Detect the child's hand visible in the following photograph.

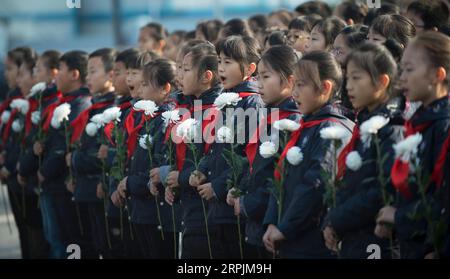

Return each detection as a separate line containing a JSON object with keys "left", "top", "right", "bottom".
{"left": 97, "top": 144, "right": 108, "bottom": 160}
{"left": 166, "top": 171, "right": 179, "bottom": 188}
{"left": 376, "top": 205, "right": 396, "bottom": 225}
{"left": 111, "top": 190, "right": 124, "bottom": 207}
{"left": 0, "top": 151, "right": 6, "bottom": 165}
{"left": 197, "top": 183, "right": 214, "bottom": 200}
{"left": 263, "top": 224, "right": 277, "bottom": 253}
{"left": 189, "top": 170, "right": 206, "bottom": 187}
{"left": 65, "top": 152, "right": 72, "bottom": 167}
{"left": 165, "top": 187, "right": 175, "bottom": 205}
{"left": 149, "top": 168, "right": 161, "bottom": 184}
{"left": 33, "top": 142, "right": 44, "bottom": 156}
{"left": 323, "top": 226, "right": 338, "bottom": 252}
{"left": 96, "top": 183, "right": 105, "bottom": 199}
{"left": 374, "top": 223, "right": 392, "bottom": 239}
{"left": 226, "top": 189, "right": 236, "bottom": 206}
{"left": 117, "top": 177, "right": 128, "bottom": 199}
{"left": 66, "top": 179, "right": 76, "bottom": 194}
{"left": 149, "top": 181, "right": 159, "bottom": 196}
{"left": 0, "top": 167, "right": 10, "bottom": 180}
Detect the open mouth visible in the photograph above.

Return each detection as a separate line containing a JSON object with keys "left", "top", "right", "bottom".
{"left": 128, "top": 85, "right": 135, "bottom": 91}
{"left": 220, "top": 76, "right": 227, "bottom": 83}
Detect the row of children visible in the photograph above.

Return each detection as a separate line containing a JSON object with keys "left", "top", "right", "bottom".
{"left": 0, "top": 0, "right": 449, "bottom": 259}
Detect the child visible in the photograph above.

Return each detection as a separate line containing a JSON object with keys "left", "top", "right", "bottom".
{"left": 138, "top": 22, "right": 167, "bottom": 56}
{"left": 217, "top": 18, "right": 253, "bottom": 41}
{"left": 287, "top": 17, "right": 312, "bottom": 55}
{"left": 188, "top": 35, "right": 263, "bottom": 258}
{"left": 67, "top": 48, "right": 117, "bottom": 258}
{"left": 18, "top": 50, "right": 61, "bottom": 259}
{"left": 367, "top": 14, "right": 415, "bottom": 48}
{"left": 164, "top": 30, "right": 187, "bottom": 61}
{"left": 305, "top": 17, "right": 346, "bottom": 53}
{"left": 323, "top": 43, "right": 404, "bottom": 259}
{"left": 267, "top": 9, "right": 293, "bottom": 30}
{"left": 262, "top": 51, "right": 354, "bottom": 258}
{"left": 195, "top": 20, "right": 223, "bottom": 44}
{"left": 226, "top": 45, "right": 301, "bottom": 259}
{"left": 248, "top": 14, "right": 268, "bottom": 48}
{"left": 117, "top": 58, "right": 177, "bottom": 258}
{"left": 406, "top": 0, "right": 449, "bottom": 33}
{"left": 375, "top": 32, "right": 450, "bottom": 259}
{"left": 35, "top": 50, "right": 92, "bottom": 258}
{"left": 164, "top": 42, "right": 223, "bottom": 259}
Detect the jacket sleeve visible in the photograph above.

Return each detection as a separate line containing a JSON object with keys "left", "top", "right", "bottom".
{"left": 40, "top": 128, "right": 67, "bottom": 180}
{"left": 126, "top": 173, "right": 151, "bottom": 198}
{"left": 241, "top": 180, "right": 271, "bottom": 220}
{"left": 72, "top": 147, "right": 102, "bottom": 175}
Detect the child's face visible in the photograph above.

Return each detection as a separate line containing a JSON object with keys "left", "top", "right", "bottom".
{"left": 257, "top": 60, "right": 290, "bottom": 106}
{"left": 140, "top": 73, "right": 166, "bottom": 104}
{"left": 164, "top": 34, "right": 180, "bottom": 61}
{"left": 367, "top": 28, "right": 386, "bottom": 44}
{"left": 112, "top": 61, "right": 129, "bottom": 96}
{"left": 175, "top": 50, "right": 185, "bottom": 91}
{"left": 126, "top": 68, "right": 143, "bottom": 98}
{"left": 17, "top": 64, "right": 35, "bottom": 96}
{"left": 218, "top": 53, "right": 245, "bottom": 90}
{"left": 399, "top": 44, "right": 436, "bottom": 105}
{"left": 181, "top": 54, "right": 203, "bottom": 96}
{"left": 346, "top": 60, "right": 385, "bottom": 111}
{"left": 305, "top": 26, "right": 327, "bottom": 53}
{"left": 34, "top": 58, "right": 53, "bottom": 84}
{"left": 292, "top": 73, "right": 323, "bottom": 115}
{"left": 56, "top": 61, "right": 73, "bottom": 94}
{"left": 405, "top": 10, "right": 424, "bottom": 34}
{"left": 86, "top": 57, "right": 113, "bottom": 94}
{"left": 138, "top": 27, "right": 158, "bottom": 52}
{"left": 4, "top": 57, "right": 19, "bottom": 89}
{"left": 332, "top": 33, "right": 350, "bottom": 66}
{"left": 287, "top": 29, "right": 310, "bottom": 54}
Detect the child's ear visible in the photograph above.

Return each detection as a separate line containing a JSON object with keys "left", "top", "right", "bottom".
{"left": 435, "top": 66, "right": 447, "bottom": 83}
{"left": 70, "top": 69, "right": 80, "bottom": 82}
{"left": 286, "top": 74, "right": 295, "bottom": 89}
{"left": 346, "top": 18, "right": 354, "bottom": 26}
{"left": 203, "top": 70, "right": 213, "bottom": 84}
{"left": 377, "top": 74, "right": 390, "bottom": 91}
{"left": 50, "top": 68, "right": 58, "bottom": 79}
{"left": 156, "top": 40, "right": 166, "bottom": 53}
{"left": 163, "top": 82, "right": 171, "bottom": 95}
{"left": 246, "top": 63, "right": 257, "bottom": 78}
{"left": 107, "top": 70, "right": 115, "bottom": 81}
{"left": 321, "top": 80, "right": 333, "bottom": 96}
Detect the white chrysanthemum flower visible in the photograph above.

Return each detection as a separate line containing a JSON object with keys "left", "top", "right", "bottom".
{"left": 216, "top": 126, "right": 233, "bottom": 143}
{"left": 102, "top": 107, "right": 121, "bottom": 124}
{"left": 31, "top": 111, "right": 41, "bottom": 125}
{"left": 91, "top": 113, "right": 106, "bottom": 127}
{"left": 133, "top": 100, "right": 159, "bottom": 117}
{"left": 139, "top": 134, "right": 153, "bottom": 150}
{"left": 259, "top": 141, "right": 277, "bottom": 158}
{"left": 360, "top": 115, "right": 389, "bottom": 145}
{"left": 320, "top": 125, "right": 349, "bottom": 140}
{"left": 12, "top": 119, "right": 23, "bottom": 132}
{"left": 51, "top": 103, "right": 71, "bottom": 129}
{"left": 286, "top": 146, "right": 303, "bottom": 166}
{"left": 346, "top": 151, "right": 362, "bottom": 171}
{"left": 29, "top": 82, "right": 47, "bottom": 97}
{"left": 393, "top": 133, "right": 423, "bottom": 162}
{"left": 273, "top": 119, "right": 300, "bottom": 132}
{"left": 10, "top": 99, "right": 30, "bottom": 115}
{"left": 85, "top": 122, "right": 99, "bottom": 137}
{"left": 176, "top": 118, "right": 198, "bottom": 142}
{"left": 1, "top": 111, "right": 11, "bottom": 124}
{"left": 162, "top": 109, "right": 180, "bottom": 129}
{"left": 214, "top": 93, "right": 242, "bottom": 110}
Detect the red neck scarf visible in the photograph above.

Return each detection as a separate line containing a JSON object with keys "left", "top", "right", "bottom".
{"left": 336, "top": 125, "right": 360, "bottom": 180}
{"left": 0, "top": 95, "right": 22, "bottom": 121}
{"left": 103, "top": 101, "right": 132, "bottom": 146}
{"left": 124, "top": 109, "right": 161, "bottom": 159}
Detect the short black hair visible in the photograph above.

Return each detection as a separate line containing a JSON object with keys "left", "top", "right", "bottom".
{"left": 264, "top": 30, "right": 288, "bottom": 47}
{"left": 186, "top": 42, "right": 220, "bottom": 85}
{"left": 40, "top": 50, "right": 61, "bottom": 70}
{"left": 59, "top": 50, "right": 89, "bottom": 83}
{"left": 89, "top": 48, "right": 117, "bottom": 72}
{"left": 143, "top": 58, "right": 176, "bottom": 88}
{"left": 370, "top": 14, "right": 416, "bottom": 47}
{"left": 339, "top": 0, "right": 369, "bottom": 24}
{"left": 115, "top": 48, "right": 140, "bottom": 67}
{"left": 216, "top": 35, "right": 261, "bottom": 75}
{"left": 288, "top": 17, "right": 313, "bottom": 32}
{"left": 7, "top": 46, "right": 35, "bottom": 68}
{"left": 312, "top": 17, "right": 347, "bottom": 50}
{"left": 248, "top": 14, "right": 268, "bottom": 33}
{"left": 196, "top": 19, "right": 223, "bottom": 43}
{"left": 364, "top": 3, "right": 400, "bottom": 26}
{"left": 407, "top": 0, "right": 449, "bottom": 31}
{"left": 124, "top": 50, "right": 158, "bottom": 70}
{"left": 221, "top": 18, "right": 253, "bottom": 38}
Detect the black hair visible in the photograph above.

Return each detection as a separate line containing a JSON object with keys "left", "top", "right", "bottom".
{"left": 260, "top": 45, "right": 298, "bottom": 83}
{"left": 339, "top": 0, "right": 369, "bottom": 24}
{"left": 115, "top": 48, "right": 141, "bottom": 68}
{"left": 143, "top": 58, "right": 176, "bottom": 88}
{"left": 220, "top": 18, "right": 253, "bottom": 38}
{"left": 7, "top": 47, "right": 35, "bottom": 68}
{"left": 268, "top": 9, "right": 293, "bottom": 28}
{"left": 127, "top": 50, "right": 158, "bottom": 70}
{"left": 248, "top": 14, "right": 268, "bottom": 34}
{"left": 40, "top": 50, "right": 61, "bottom": 70}
{"left": 312, "top": 17, "right": 347, "bottom": 50}
{"left": 186, "top": 42, "right": 220, "bottom": 85}
{"left": 141, "top": 22, "right": 168, "bottom": 41}
{"left": 370, "top": 14, "right": 416, "bottom": 47}
{"left": 364, "top": 3, "right": 400, "bottom": 26}
{"left": 185, "top": 30, "right": 196, "bottom": 40}
{"left": 300, "top": 14, "right": 323, "bottom": 28}
{"left": 295, "top": 1, "right": 332, "bottom": 18}
{"left": 383, "top": 38, "right": 404, "bottom": 62}
{"left": 339, "top": 24, "right": 369, "bottom": 49}
{"left": 407, "top": 0, "right": 449, "bottom": 31}
{"left": 264, "top": 30, "right": 288, "bottom": 47}
{"left": 196, "top": 20, "right": 223, "bottom": 43}
{"left": 59, "top": 50, "right": 89, "bottom": 83}
{"left": 89, "top": 48, "right": 117, "bottom": 72}
{"left": 19, "top": 47, "right": 38, "bottom": 72}
{"left": 288, "top": 17, "right": 312, "bottom": 32}
{"left": 216, "top": 35, "right": 261, "bottom": 75}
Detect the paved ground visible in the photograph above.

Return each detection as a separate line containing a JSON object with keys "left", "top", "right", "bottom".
{"left": 0, "top": 183, "right": 21, "bottom": 259}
